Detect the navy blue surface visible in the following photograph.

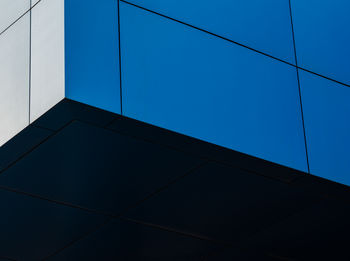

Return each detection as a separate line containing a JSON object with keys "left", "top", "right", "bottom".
{"left": 0, "top": 125, "right": 52, "bottom": 172}
{"left": 65, "top": 0, "right": 121, "bottom": 113}
{"left": 0, "top": 189, "right": 105, "bottom": 260}
{"left": 0, "top": 99, "right": 349, "bottom": 260}
{"left": 300, "top": 71, "right": 350, "bottom": 186}
{"left": 291, "top": 0, "right": 350, "bottom": 85}
{"left": 123, "top": 162, "right": 320, "bottom": 243}
{"left": 48, "top": 218, "right": 277, "bottom": 261}
{"left": 0, "top": 121, "right": 203, "bottom": 215}
{"left": 244, "top": 199, "right": 350, "bottom": 260}
{"left": 125, "top": 0, "right": 295, "bottom": 64}
{"left": 120, "top": 2, "right": 308, "bottom": 172}
{"left": 47, "top": 219, "right": 221, "bottom": 261}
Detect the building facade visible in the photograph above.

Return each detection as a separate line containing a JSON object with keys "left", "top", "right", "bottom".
{"left": 0, "top": 0, "right": 64, "bottom": 145}
{"left": 1, "top": 0, "right": 350, "bottom": 186}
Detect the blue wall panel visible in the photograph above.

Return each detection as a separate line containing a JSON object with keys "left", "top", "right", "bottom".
{"left": 292, "top": 0, "right": 350, "bottom": 85}
{"left": 120, "top": 3, "right": 308, "bottom": 172}
{"left": 300, "top": 70, "right": 350, "bottom": 185}
{"left": 65, "top": 0, "right": 121, "bottom": 114}
{"left": 125, "top": 0, "right": 295, "bottom": 64}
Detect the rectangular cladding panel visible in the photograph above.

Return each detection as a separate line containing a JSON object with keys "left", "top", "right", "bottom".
{"left": 30, "top": 0, "right": 65, "bottom": 122}
{"left": 0, "top": 0, "right": 30, "bottom": 33}
{"left": 291, "top": 0, "right": 350, "bottom": 86}
{"left": 300, "top": 70, "right": 350, "bottom": 186}
{"left": 0, "top": 13, "right": 30, "bottom": 146}
{"left": 65, "top": 0, "right": 121, "bottom": 114}
{"left": 125, "top": 0, "right": 296, "bottom": 64}
{"left": 119, "top": 2, "right": 308, "bottom": 172}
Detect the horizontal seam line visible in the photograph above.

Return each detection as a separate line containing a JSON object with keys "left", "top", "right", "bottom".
{"left": 0, "top": 119, "right": 74, "bottom": 176}
{"left": 120, "top": 0, "right": 350, "bottom": 89}
{"left": 120, "top": 0, "right": 293, "bottom": 66}
{"left": 0, "top": 0, "right": 42, "bottom": 38}
{"left": 1, "top": 0, "right": 348, "bottom": 89}
{"left": 41, "top": 219, "right": 112, "bottom": 260}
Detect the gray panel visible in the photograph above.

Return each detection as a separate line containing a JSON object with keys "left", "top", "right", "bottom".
{"left": 0, "top": 14, "right": 30, "bottom": 147}
{"left": 0, "top": 0, "right": 30, "bottom": 34}
{"left": 30, "top": 0, "right": 65, "bottom": 122}
{"left": 32, "top": 0, "right": 41, "bottom": 6}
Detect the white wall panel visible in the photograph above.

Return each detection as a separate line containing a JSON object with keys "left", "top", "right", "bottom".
{"left": 30, "top": 0, "right": 65, "bottom": 122}
{"left": 0, "top": 0, "right": 30, "bottom": 33}
{"left": 0, "top": 14, "right": 30, "bottom": 146}
{"left": 31, "top": 0, "right": 41, "bottom": 7}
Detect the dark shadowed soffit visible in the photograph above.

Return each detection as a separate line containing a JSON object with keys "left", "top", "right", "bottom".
{"left": 0, "top": 98, "right": 349, "bottom": 261}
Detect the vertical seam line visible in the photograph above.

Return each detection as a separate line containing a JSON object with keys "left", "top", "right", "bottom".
{"left": 117, "top": 0, "right": 123, "bottom": 115}
{"left": 29, "top": 0, "right": 32, "bottom": 124}
{"left": 289, "top": 0, "right": 311, "bottom": 174}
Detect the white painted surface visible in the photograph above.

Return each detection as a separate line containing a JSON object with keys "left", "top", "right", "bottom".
{"left": 31, "top": 0, "right": 41, "bottom": 7}
{"left": 0, "top": 0, "right": 30, "bottom": 33}
{"left": 0, "top": 14, "right": 30, "bottom": 146}
{"left": 30, "top": 0, "right": 65, "bottom": 122}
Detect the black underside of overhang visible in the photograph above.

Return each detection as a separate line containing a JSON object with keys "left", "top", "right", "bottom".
{"left": 0, "top": 98, "right": 349, "bottom": 260}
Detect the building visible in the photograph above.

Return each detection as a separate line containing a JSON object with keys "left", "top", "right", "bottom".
{"left": 0, "top": 0, "right": 350, "bottom": 259}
